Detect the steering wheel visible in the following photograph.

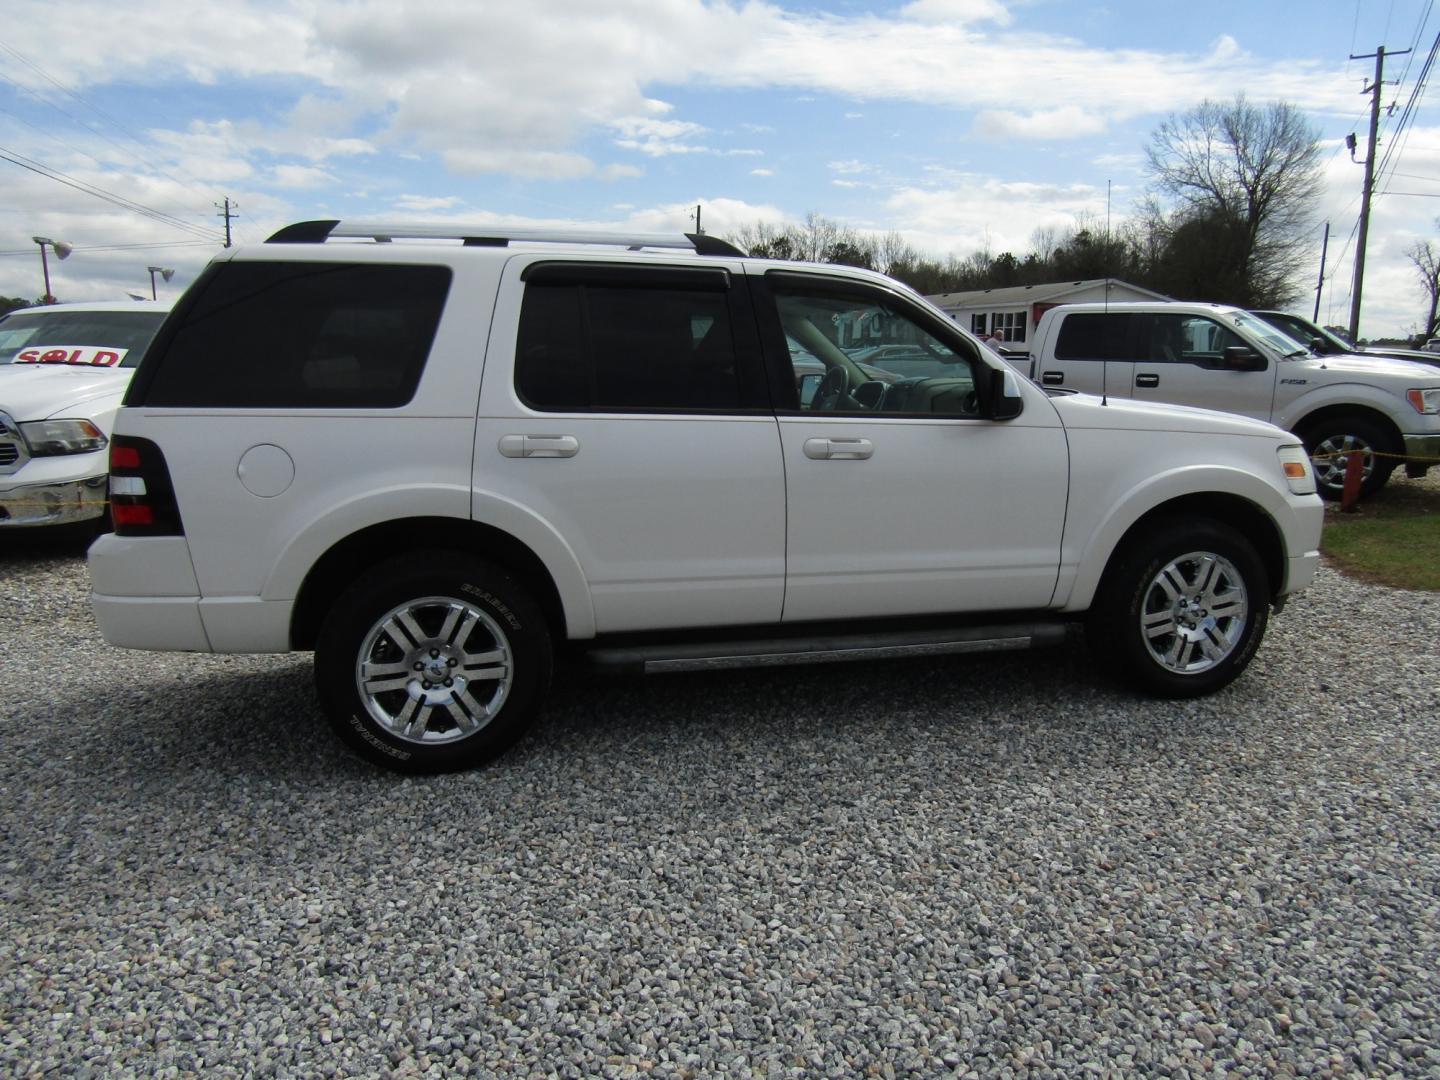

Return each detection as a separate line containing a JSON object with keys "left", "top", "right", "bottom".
{"left": 812, "top": 366, "right": 849, "bottom": 411}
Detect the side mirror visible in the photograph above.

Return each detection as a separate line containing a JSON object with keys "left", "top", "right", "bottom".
{"left": 987, "top": 366, "right": 1024, "bottom": 420}
{"left": 1222, "top": 345, "right": 1266, "bottom": 372}
{"left": 798, "top": 372, "right": 822, "bottom": 407}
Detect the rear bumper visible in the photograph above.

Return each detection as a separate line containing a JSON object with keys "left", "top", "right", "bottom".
{"left": 89, "top": 532, "right": 294, "bottom": 652}
{"left": 0, "top": 476, "right": 107, "bottom": 527}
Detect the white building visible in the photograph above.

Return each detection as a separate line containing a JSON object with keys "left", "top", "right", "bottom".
{"left": 926, "top": 278, "right": 1171, "bottom": 347}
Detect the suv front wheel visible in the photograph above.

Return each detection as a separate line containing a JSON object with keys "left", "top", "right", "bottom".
{"left": 314, "top": 553, "right": 552, "bottom": 772}
{"left": 1088, "top": 519, "right": 1270, "bottom": 697}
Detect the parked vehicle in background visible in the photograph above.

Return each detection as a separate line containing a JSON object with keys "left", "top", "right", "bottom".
{"left": 1424, "top": 338, "right": 1440, "bottom": 354}
{"left": 0, "top": 300, "right": 172, "bottom": 530}
{"left": 1250, "top": 310, "right": 1440, "bottom": 368}
{"left": 1022, "top": 302, "right": 1440, "bottom": 499}
{"left": 90, "top": 222, "right": 1321, "bottom": 773}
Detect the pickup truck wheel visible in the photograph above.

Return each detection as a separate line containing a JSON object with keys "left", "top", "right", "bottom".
{"left": 1302, "top": 417, "right": 1394, "bottom": 500}
{"left": 1089, "top": 520, "right": 1269, "bottom": 698}
{"left": 314, "top": 554, "right": 551, "bottom": 773}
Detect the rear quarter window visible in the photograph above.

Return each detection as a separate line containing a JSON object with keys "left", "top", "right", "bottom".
{"left": 133, "top": 262, "right": 450, "bottom": 407}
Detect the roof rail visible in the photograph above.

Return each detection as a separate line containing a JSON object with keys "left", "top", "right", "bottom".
{"left": 265, "top": 220, "right": 746, "bottom": 257}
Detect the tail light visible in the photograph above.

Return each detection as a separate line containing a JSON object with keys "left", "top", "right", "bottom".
{"left": 109, "top": 436, "right": 184, "bottom": 536}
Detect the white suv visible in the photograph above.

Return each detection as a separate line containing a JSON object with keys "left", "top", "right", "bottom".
{"left": 90, "top": 222, "right": 1323, "bottom": 772}
{"left": 0, "top": 300, "right": 172, "bottom": 529}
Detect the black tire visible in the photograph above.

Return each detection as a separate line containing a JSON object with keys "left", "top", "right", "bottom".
{"left": 1087, "top": 519, "right": 1270, "bottom": 698}
{"left": 314, "top": 552, "right": 551, "bottom": 773}
{"left": 1301, "top": 415, "right": 1395, "bottom": 500}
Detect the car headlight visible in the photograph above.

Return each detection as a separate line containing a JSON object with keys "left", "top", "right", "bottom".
{"left": 1406, "top": 388, "right": 1440, "bottom": 414}
{"left": 1278, "top": 444, "right": 1316, "bottom": 495}
{"left": 19, "top": 419, "right": 108, "bottom": 456}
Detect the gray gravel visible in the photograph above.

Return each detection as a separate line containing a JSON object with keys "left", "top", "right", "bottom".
{"left": 1, "top": 541, "right": 1438, "bottom": 1078}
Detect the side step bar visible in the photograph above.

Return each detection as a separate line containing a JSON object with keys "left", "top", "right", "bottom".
{"left": 584, "top": 622, "right": 1073, "bottom": 675}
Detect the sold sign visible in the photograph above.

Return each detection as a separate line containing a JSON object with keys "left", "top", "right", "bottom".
{"left": 14, "top": 345, "right": 127, "bottom": 367}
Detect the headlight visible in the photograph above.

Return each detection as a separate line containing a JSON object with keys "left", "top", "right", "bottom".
{"left": 19, "top": 419, "right": 108, "bottom": 456}
{"left": 1406, "top": 388, "right": 1440, "bottom": 414}
{"left": 1278, "top": 444, "right": 1316, "bottom": 496}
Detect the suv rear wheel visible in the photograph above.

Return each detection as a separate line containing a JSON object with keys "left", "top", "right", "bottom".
{"left": 314, "top": 553, "right": 551, "bottom": 772}
{"left": 1088, "top": 519, "right": 1269, "bottom": 697}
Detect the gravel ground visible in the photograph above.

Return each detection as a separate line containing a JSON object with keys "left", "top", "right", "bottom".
{"left": 1, "top": 543, "right": 1438, "bottom": 1078}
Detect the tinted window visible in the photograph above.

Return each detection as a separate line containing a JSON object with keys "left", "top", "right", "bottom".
{"left": 516, "top": 279, "right": 740, "bottom": 411}
{"left": 1054, "top": 313, "right": 1130, "bottom": 361}
{"left": 139, "top": 263, "right": 450, "bottom": 407}
{"left": 0, "top": 309, "right": 167, "bottom": 367}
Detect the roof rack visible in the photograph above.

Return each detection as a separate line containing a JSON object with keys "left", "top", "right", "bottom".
{"left": 265, "top": 219, "right": 746, "bottom": 257}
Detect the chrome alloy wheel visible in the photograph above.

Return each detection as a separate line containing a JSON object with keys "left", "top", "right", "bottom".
{"left": 354, "top": 596, "right": 512, "bottom": 745}
{"left": 1311, "top": 433, "right": 1374, "bottom": 492}
{"left": 1139, "top": 551, "right": 1249, "bottom": 675}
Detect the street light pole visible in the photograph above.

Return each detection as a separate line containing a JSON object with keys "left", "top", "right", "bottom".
{"left": 32, "top": 236, "right": 72, "bottom": 304}
{"left": 146, "top": 266, "right": 175, "bottom": 300}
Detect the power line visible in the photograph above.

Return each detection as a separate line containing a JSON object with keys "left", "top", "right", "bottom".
{"left": 0, "top": 144, "right": 222, "bottom": 240}
{"left": 0, "top": 240, "right": 212, "bottom": 257}
{"left": 0, "top": 42, "right": 226, "bottom": 208}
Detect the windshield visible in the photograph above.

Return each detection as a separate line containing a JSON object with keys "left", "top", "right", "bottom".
{"left": 1228, "top": 310, "right": 1310, "bottom": 356}
{"left": 0, "top": 309, "right": 168, "bottom": 367}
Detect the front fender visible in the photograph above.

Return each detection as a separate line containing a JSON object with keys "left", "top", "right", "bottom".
{"left": 1275, "top": 382, "right": 1409, "bottom": 434}
{"left": 1057, "top": 462, "right": 1308, "bottom": 612}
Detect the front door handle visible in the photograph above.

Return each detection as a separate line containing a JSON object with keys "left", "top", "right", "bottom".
{"left": 499, "top": 434, "right": 580, "bottom": 458}
{"left": 1135, "top": 373, "right": 1160, "bottom": 388}
{"left": 1041, "top": 371, "right": 1064, "bottom": 386}
{"left": 803, "top": 437, "right": 873, "bottom": 460}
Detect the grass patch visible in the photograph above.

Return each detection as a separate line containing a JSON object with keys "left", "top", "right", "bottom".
{"left": 1321, "top": 473, "right": 1440, "bottom": 591}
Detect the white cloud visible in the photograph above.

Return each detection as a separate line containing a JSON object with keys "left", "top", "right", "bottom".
{"left": 974, "top": 106, "right": 1108, "bottom": 140}
{"left": 751, "top": 168, "right": 774, "bottom": 177}
{"left": 394, "top": 195, "right": 463, "bottom": 211}
{"left": 900, "top": 0, "right": 1012, "bottom": 26}
{"left": 441, "top": 148, "right": 598, "bottom": 179}
{"left": 271, "top": 164, "right": 337, "bottom": 189}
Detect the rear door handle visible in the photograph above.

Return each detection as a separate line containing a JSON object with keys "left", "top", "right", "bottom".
{"left": 499, "top": 434, "right": 579, "bottom": 458}
{"left": 803, "top": 437, "right": 873, "bottom": 460}
{"left": 1041, "top": 371, "right": 1064, "bottom": 385}
{"left": 1135, "top": 373, "right": 1160, "bottom": 388}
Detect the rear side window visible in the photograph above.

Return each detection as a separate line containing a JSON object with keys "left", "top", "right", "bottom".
{"left": 137, "top": 262, "right": 450, "bottom": 407}
{"left": 515, "top": 268, "right": 741, "bottom": 412}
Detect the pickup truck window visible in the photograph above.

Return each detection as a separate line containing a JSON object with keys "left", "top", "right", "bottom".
{"left": 0, "top": 310, "right": 167, "bottom": 367}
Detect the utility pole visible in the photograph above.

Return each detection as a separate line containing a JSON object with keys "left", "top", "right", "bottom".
{"left": 692, "top": 203, "right": 702, "bottom": 235}
{"left": 1348, "top": 45, "right": 1409, "bottom": 340}
{"left": 1313, "top": 222, "right": 1329, "bottom": 323}
{"left": 215, "top": 197, "right": 237, "bottom": 248}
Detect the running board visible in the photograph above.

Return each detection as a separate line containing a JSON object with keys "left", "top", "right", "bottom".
{"left": 584, "top": 622, "right": 1072, "bottom": 675}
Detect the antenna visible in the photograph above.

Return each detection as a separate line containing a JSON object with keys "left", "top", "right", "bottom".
{"left": 1101, "top": 180, "right": 1111, "bottom": 406}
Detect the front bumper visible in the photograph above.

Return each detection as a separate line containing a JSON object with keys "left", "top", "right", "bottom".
{"left": 1402, "top": 433, "right": 1440, "bottom": 460}
{"left": 0, "top": 475, "right": 107, "bottom": 527}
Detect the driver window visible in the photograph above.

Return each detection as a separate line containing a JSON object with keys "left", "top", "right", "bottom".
{"left": 775, "top": 291, "right": 981, "bottom": 417}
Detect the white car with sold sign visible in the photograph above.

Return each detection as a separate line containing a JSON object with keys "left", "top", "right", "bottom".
{"left": 0, "top": 300, "right": 172, "bottom": 530}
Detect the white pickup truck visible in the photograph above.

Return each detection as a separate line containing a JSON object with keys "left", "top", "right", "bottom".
{"left": 1017, "top": 301, "right": 1440, "bottom": 499}
{"left": 0, "top": 300, "right": 172, "bottom": 529}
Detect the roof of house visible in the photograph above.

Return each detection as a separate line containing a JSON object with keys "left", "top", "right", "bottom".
{"left": 926, "top": 277, "right": 1171, "bottom": 309}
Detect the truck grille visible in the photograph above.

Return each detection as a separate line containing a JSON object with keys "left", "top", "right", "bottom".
{"left": 0, "top": 442, "right": 18, "bottom": 466}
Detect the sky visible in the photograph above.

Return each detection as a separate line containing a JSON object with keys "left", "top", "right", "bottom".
{"left": 1, "top": 0, "right": 1437, "bottom": 338}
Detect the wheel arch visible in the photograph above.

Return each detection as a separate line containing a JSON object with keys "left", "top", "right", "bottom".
{"left": 290, "top": 517, "right": 572, "bottom": 651}
{"left": 1290, "top": 402, "right": 1404, "bottom": 454}
{"left": 1080, "top": 492, "right": 1286, "bottom": 613}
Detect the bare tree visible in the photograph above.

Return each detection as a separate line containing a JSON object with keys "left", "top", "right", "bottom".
{"left": 1146, "top": 95, "right": 1322, "bottom": 306}
{"left": 1408, "top": 234, "right": 1440, "bottom": 341}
